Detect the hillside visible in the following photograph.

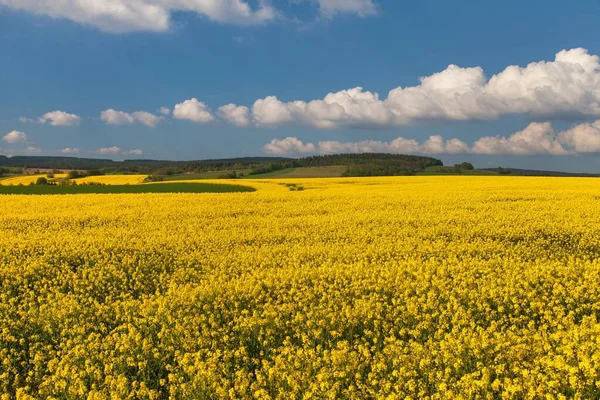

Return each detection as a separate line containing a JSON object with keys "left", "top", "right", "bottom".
{"left": 2, "top": 154, "right": 599, "bottom": 178}
{"left": 1, "top": 154, "right": 444, "bottom": 178}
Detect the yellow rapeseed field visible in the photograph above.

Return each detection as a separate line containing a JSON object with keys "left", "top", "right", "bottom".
{"left": 71, "top": 175, "right": 148, "bottom": 185}
{"left": 1, "top": 176, "right": 600, "bottom": 399}
{"left": 0, "top": 174, "right": 68, "bottom": 186}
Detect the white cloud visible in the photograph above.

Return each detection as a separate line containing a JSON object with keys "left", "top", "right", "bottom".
{"left": 317, "top": 136, "right": 468, "bottom": 155}
{"left": 100, "top": 109, "right": 162, "bottom": 127}
{"left": 249, "top": 89, "right": 394, "bottom": 128}
{"left": 263, "top": 137, "right": 316, "bottom": 155}
{"left": 26, "top": 146, "right": 42, "bottom": 154}
{"left": 123, "top": 149, "right": 143, "bottom": 156}
{"left": 263, "top": 120, "right": 600, "bottom": 156}
{"left": 2, "top": 130, "right": 28, "bottom": 143}
{"left": 0, "top": 0, "right": 277, "bottom": 33}
{"left": 223, "top": 48, "right": 600, "bottom": 129}
{"left": 20, "top": 111, "right": 81, "bottom": 126}
{"left": 252, "top": 96, "right": 296, "bottom": 126}
{"left": 131, "top": 111, "right": 163, "bottom": 127}
{"left": 101, "top": 109, "right": 135, "bottom": 125}
{"left": 218, "top": 104, "right": 251, "bottom": 127}
{"left": 173, "top": 98, "right": 215, "bottom": 124}
{"left": 318, "top": 137, "right": 421, "bottom": 154}
{"left": 158, "top": 107, "right": 171, "bottom": 116}
{"left": 423, "top": 135, "right": 470, "bottom": 155}
{"left": 60, "top": 147, "right": 80, "bottom": 154}
{"left": 558, "top": 120, "right": 600, "bottom": 153}
{"left": 40, "top": 110, "right": 81, "bottom": 126}
{"left": 471, "top": 122, "right": 570, "bottom": 156}
{"left": 98, "top": 146, "right": 121, "bottom": 155}
{"left": 313, "top": 0, "right": 377, "bottom": 18}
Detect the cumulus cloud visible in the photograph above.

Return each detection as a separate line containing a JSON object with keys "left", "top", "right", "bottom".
{"left": 61, "top": 147, "right": 80, "bottom": 154}
{"left": 132, "top": 111, "right": 163, "bottom": 127}
{"left": 558, "top": 120, "right": 600, "bottom": 153}
{"left": 20, "top": 111, "right": 81, "bottom": 126}
{"left": 98, "top": 146, "right": 121, "bottom": 155}
{"left": 2, "top": 130, "right": 28, "bottom": 143}
{"left": 100, "top": 109, "right": 162, "bottom": 127}
{"left": 158, "top": 107, "right": 171, "bottom": 116}
{"left": 0, "top": 0, "right": 277, "bottom": 33}
{"left": 472, "top": 122, "right": 570, "bottom": 156}
{"left": 263, "top": 120, "right": 600, "bottom": 156}
{"left": 173, "top": 98, "right": 215, "bottom": 124}
{"left": 316, "top": 136, "right": 469, "bottom": 155}
{"left": 223, "top": 48, "right": 600, "bottom": 129}
{"left": 40, "top": 111, "right": 81, "bottom": 126}
{"left": 263, "top": 137, "right": 316, "bottom": 155}
{"left": 218, "top": 104, "right": 251, "bottom": 127}
{"left": 318, "top": 137, "right": 421, "bottom": 154}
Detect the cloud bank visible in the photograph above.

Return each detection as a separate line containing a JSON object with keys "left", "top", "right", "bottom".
{"left": 0, "top": 0, "right": 276, "bottom": 33}
{"left": 13, "top": 48, "right": 600, "bottom": 135}
{"left": 0, "top": 0, "right": 377, "bottom": 33}
{"left": 223, "top": 48, "right": 600, "bottom": 129}
{"left": 101, "top": 109, "right": 163, "bottom": 127}
{"left": 263, "top": 120, "right": 600, "bottom": 156}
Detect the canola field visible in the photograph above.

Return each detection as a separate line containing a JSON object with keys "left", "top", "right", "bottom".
{"left": 0, "top": 174, "right": 68, "bottom": 186}
{"left": 71, "top": 175, "right": 148, "bottom": 185}
{"left": 1, "top": 176, "right": 600, "bottom": 399}
{"left": 0, "top": 174, "right": 144, "bottom": 186}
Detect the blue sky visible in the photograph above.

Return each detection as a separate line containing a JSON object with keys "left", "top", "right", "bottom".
{"left": 2, "top": 0, "right": 600, "bottom": 171}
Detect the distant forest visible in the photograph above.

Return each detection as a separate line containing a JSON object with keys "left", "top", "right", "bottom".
{"left": 1, "top": 154, "right": 598, "bottom": 178}
{"left": 0, "top": 154, "right": 443, "bottom": 177}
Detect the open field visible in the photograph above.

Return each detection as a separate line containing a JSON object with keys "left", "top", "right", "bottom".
{"left": 2, "top": 176, "right": 600, "bottom": 398}
{"left": 244, "top": 166, "right": 348, "bottom": 179}
{"left": 273, "top": 165, "right": 348, "bottom": 178}
{"left": 242, "top": 167, "right": 297, "bottom": 179}
{"left": 163, "top": 170, "right": 254, "bottom": 181}
{"left": 417, "top": 166, "right": 500, "bottom": 176}
{"left": 0, "top": 174, "right": 68, "bottom": 185}
{"left": 0, "top": 182, "right": 255, "bottom": 195}
{"left": 71, "top": 175, "right": 148, "bottom": 185}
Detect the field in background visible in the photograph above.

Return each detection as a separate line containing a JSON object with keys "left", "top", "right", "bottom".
{"left": 0, "top": 174, "right": 68, "bottom": 186}
{"left": 71, "top": 175, "right": 148, "bottom": 185}
{"left": 163, "top": 169, "right": 254, "bottom": 181}
{"left": 2, "top": 176, "right": 600, "bottom": 398}
{"left": 417, "top": 166, "right": 500, "bottom": 175}
{"left": 243, "top": 166, "right": 349, "bottom": 179}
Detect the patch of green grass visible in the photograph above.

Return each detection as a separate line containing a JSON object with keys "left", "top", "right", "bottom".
{"left": 417, "top": 166, "right": 499, "bottom": 176}
{"left": 0, "top": 182, "right": 256, "bottom": 195}
{"left": 283, "top": 166, "right": 347, "bottom": 178}
{"left": 243, "top": 168, "right": 297, "bottom": 179}
{"left": 162, "top": 170, "right": 254, "bottom": 181}
{"left": 244, "top": 166, "right": 348, "bottom": 179}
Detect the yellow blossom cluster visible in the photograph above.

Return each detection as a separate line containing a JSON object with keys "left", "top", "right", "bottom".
{"left": 0, "top": 174, "right": 68, "bottom": 186}
{"left": 1, "top": 176, "right": 600, "bottom": 399}
{"left": 71, "top": 175, "right": 148, "bottom": 185}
